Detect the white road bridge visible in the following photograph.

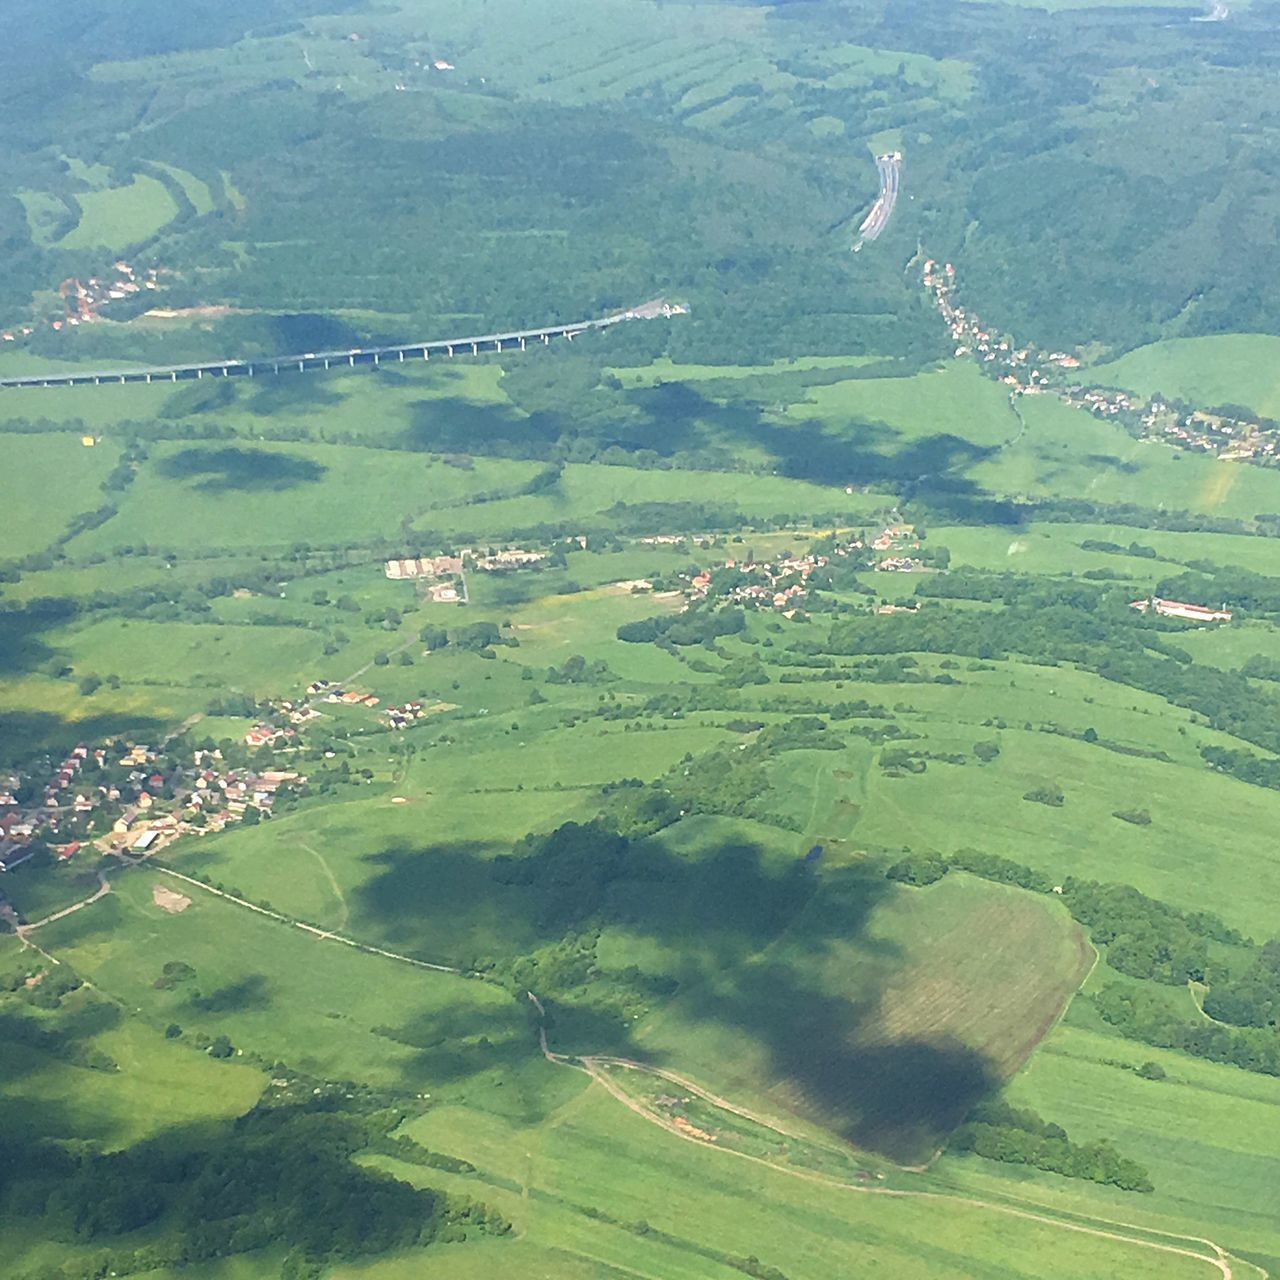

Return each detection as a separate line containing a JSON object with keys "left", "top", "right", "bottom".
{"left": 0, "top": 299, "right": 684, "bottom": 390}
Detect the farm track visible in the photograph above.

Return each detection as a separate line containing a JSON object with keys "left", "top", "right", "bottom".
{"left": 16, "top": 873, "right": 111, "bottom": 934}
{"left": 25, "top": 858, "right": 1263, "bottom": 1280}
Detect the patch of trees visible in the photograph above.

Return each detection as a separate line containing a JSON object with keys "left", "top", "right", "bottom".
{"left": 2, "top": 1100, "right": 510, "bottom": 1280}
{"left": 1156, "top": 565, "right": 1280, "bottom": 618}
{"left": 1202, "top": 744, "right": 1280, "bottom": 792}
{"left": 950, "top": 849, "right": 1054, "bottom": 893}
{"left": 1241, "top": 655, "right": 1280, "bottom": 683}
{"left": 886, "top": 853, "right": 948, "bottom": 886}
{"left": 1094, "top": 982, "right": 1280, "bottom": 1077}
{"left": 419, "top": 620, "right": 516, "bottom": 655}
{"left": 1201, "top": 940, "right": 1280, "bottom": 1029}
{"left": 1112, "top": 808, "right": 1152, "bottom": 826}
{"left": 1022, "top": 783, "right": 1064, "bottom": 807}
{"left": 951, "top": 1100, "right": 1153, "bottom": 1192}
{"left": 1080, "top": 539, "right": 1160, "bottom": 560}
{"left": 822, "top": 576, "right": 1280, "bottom": 764}
{"left": 617, "top": 603, "right": 746, "bottom": 646}
{"left": 545, "top": 654, "right": 613, "bottom": 685}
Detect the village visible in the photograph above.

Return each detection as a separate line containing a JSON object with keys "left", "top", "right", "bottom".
{"left": 663, "top": 522, "right": 935, "bottom": 612}
{"left": 0, "top": 735, "right": 306, "bottom": 888}
{"left": 921, "top": 259, "right": 1280, "bottom": 465}
{"left": 1, "top": 259, "right": 163, "bottom": 344}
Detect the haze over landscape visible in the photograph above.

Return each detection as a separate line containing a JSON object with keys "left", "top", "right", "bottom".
{"left": 1, "top": 2, "right": 1279, "bottom": 1278}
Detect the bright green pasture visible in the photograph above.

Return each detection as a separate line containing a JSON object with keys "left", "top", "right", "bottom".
{"left": 936, "top": 520, "right": 1280, "bottom": 578}
{"left": 48, "top": 617, "right": 331, "bottom": 694}
{"left": 412, "top": 462, "right": 875, "bottom": 540}
{"left": 17, "top": 189, "right": 71, "bottom": 246}
{"left": 60, "top": 174, "right": 178, "bottom": 249}
{"left": 0, "top": 673, "right": 190, "bottom": 762}
{"left": 0, "top": 995, "right": 264, "bottom": 1150}
{"left": 849, "top": 710, "right": 1280, "bottom": 939}
{"left": 395, "top": 1081, "right": 1209, "bottom": 1279}
{"left": 942, "top": 1020, "right": 1280, "bottom": 1267}
{"left": 787, "top": 360, "right": 1018, "bottom": 449}
{"left": 0, "top": 554, "right": 266, "bottom": 605}
{"left": 68, "top": 442, "right": 542, "bottom": 554}
{"left": 1, "top": 855, "right": 107, "bottom": 923}
{"left": 971, "top": 393, "right": 1280, "bottom": 519}
{"left": 0, "top": 433, "right": 121, "bottom": 558}
{"left": 37, "top": 871, "right": 525, "bottom": 1098}
{"left": 1174, "top": 619, "right": 1280, "bottom": 667}
{"left": 172, "top": 719, "right": 731, "bottom": 956}
{"left": 1093, "top": 334, "right": 1280, "bottom": 421}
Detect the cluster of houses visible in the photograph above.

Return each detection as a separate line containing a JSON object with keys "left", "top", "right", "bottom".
{"left": 384, "top": 701, "right": 430, "bottom": 729}
{"left": 1135, "top": 400, "right": 1279, "bottom": 462}
{"left": 1, "top": 260, "right": 161, "bottom": 343}
{"left": 924, "top": 258, "right": 1280, "bottom": 465}
{"left": 871, "top": 523, "right": 924, "bottom": 572}
{"left": 0, "top": 736, "right": 307, "bottom": 876}
{"left": 684, "top": 547, "right": 824, "bottom": 612}
{"left": 923, "top": 259, "right": 1072, "bottom": 393}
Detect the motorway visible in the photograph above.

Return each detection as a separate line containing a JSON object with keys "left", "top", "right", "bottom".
{"left": 855, "top": 151, "right": 902, "bottom": 247}
{"left": 0, "top": 298, "right": 685, "bottom": 390}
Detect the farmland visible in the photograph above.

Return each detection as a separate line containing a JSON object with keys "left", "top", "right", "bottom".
{"left": 3, "top": 0, "right": 1280, "bottom": 1276}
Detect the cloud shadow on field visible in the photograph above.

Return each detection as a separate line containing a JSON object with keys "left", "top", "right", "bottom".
{"left": 404, "top": 397, "right": 565, "bottom": 456}
{"left": 156, "top": 446, "right": 326, "bottom": 492}
{"left": 351, "top": 827, "right": 1002, "bottom": 1162}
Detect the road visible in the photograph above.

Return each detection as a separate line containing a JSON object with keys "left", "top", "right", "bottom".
{"left": 0, "top": 298, "right": 687, "bottom": 390}
{"left": 855, "top": 151, "right": 902, "bottom": 247}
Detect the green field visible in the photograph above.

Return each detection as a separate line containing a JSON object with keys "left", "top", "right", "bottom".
{"left": 59, "top": 174, "right": 178, "bottom": 250}
{"left": 631, "top": 871, "right": 1091, "bottom": 1163}
{"left": 4, "top": 0, "right": 1280, "bottom": 1275}
{"left": 1092, "top": 335, "right": 1280, "bottom": 421}
{"left": 0, "top": 433, "right": 121, "bottom": 558}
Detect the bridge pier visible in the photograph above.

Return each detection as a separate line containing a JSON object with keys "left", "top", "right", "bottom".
{"left": 373, "top": 353, "right": 380, "bottom": 365}
{"left": 398, "top": 350, "right": 404, "bottom": 362}
{"left": 541, "top": 333, "right": 550, "bottom": 345}
{"left": 520, "top": 337, "right": 526, "bottom": 351}
{"left": 297, "top": 361, "right": 304, "bottom": 372}
{"left": 446, "top": 345, "right": 454, "bottom": 358}
{"left": 471, "top": 342, "right": 478, "bottom": 356}
{"left": 220, "top": 366, "right": 228, "bottom": 376}
{"left": 171, "top": 371, "right": 177, "bottom": 382}
{"left": 146, "top": 374, "right": 152, "bottom": 383}
{"left": 197, "top": 369, "right": 203, "bottom": 379}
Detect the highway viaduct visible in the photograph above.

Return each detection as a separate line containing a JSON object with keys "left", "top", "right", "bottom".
{"left": 0, "top": 299, "right": 685, "bottom": 390}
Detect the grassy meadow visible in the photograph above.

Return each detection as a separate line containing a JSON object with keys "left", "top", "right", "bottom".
{"left": 4, "top": 0, "right": 1280, "bottom": 1271}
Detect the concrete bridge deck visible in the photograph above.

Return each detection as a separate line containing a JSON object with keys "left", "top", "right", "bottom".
{"left": 0, "top": 299, "right": 685, "bottom": 390}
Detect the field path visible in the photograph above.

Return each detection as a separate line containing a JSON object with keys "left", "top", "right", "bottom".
{"left": 16, "top": 873, "right": 111, "bottom": 934}
{"left": 298, "top": 841, "right": 349, "bottom": 931}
